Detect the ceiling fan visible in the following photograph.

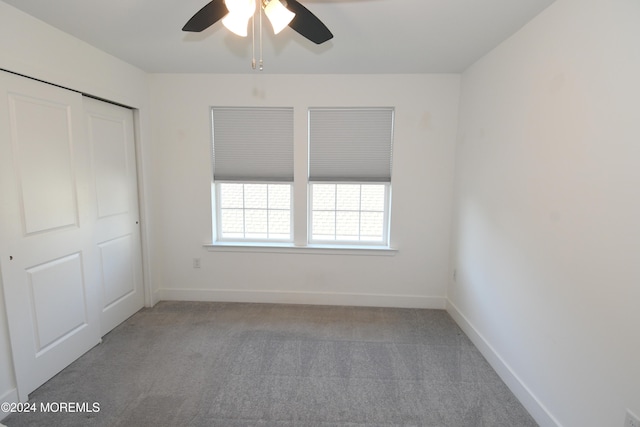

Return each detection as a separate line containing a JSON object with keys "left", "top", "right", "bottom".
{"left": 182, "top": 0, "right": 333, "bottom": 45}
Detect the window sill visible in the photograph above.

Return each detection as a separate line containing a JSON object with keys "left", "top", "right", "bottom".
{"left": 204, "top": 242, "right": 397, "bottom": 256}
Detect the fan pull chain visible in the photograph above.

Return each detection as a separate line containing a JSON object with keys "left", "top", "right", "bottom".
{"left": 251, "top": 14, "right": 256, "bottom": 70}
{"left": 259, "top": 6, "right": 264, "bottom": 71}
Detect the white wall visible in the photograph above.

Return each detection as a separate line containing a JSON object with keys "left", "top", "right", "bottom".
{"left": 449, "top": 0, "right": 640, "bottom": 426}
{"left": 0, "top": 2, "right": 148, "bottom": 108}
{"left": 0, "top": 1, "right": 153, "bottom": 415}
{"left": 149, "top": 73, "right": 460, "bottom": 308}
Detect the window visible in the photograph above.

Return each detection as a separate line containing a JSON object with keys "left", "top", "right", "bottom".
{"left": 217, "top": 183, "right": 291, "bottom": 241}
{"left": 310, "top": 183, "right": 389, "bottom": 243}
{"left": 212, "top": 107, "right": 293, "bottom": 242}
{"left": 308, "top": 108, "right": 394, "bottom": 246}
{"left": 211, "top": 106, "right": 394, "bottom": 248}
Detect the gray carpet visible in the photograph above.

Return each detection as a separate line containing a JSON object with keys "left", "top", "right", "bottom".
{"left": 3, "top": 301, "right": 538, "bottom": 426}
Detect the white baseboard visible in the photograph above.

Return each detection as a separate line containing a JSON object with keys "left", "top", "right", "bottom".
{"left": 446, "top": 299, "right": 562, "bottom": 427}
{"left": 0, "top": 387, "right": 18, "bottom": 422}
{"left": 159, "top": 288, "right": 447, "bottom": 309}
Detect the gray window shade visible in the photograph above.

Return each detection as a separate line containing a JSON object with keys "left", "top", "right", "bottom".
{"left": 212, "top": 107, "right": 294, "bottom": 181}
{"left": 308, "top": 108, "right": 394, "bottom": 182}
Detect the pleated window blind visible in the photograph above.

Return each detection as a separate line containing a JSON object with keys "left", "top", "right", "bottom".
{"left": 212, "top": 107, "right": 294, "bottom": 182}
{"left": 308, "top": 108, "right": 394, "bottom": 182}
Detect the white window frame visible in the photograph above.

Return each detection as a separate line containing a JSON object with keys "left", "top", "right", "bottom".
{"left": 308, "top": 182, "right": 391, "bottom": 246}
{"left": 214, "top": 181, "right": 294, "bottom": 244}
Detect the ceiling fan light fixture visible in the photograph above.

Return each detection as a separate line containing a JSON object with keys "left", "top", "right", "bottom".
{"left": 262, "top": 0, "right": 295, "bottom": 34}
{"left": 222, "top": 0, "right": 256, "bottom": 36}
{"left": 222, "top": 12, "right": 251, "bottom": 36}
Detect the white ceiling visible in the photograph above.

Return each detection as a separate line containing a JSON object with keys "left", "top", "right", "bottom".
{"left": 2, "top": 0, "right": 555, "bottom": 74}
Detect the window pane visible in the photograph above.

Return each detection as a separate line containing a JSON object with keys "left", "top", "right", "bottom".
{"left": 312, "top": 184, "right": 335, "bottom": 210}
{"left": 312, "top": 211, "right": 335, "bottom": 238}
{"left": 336, "top": 184, "right": 360, "bottom": 211}
{"left": 244, "top": 184, "right": 267, "bottom": 209}
{"left": 245, "top": 209, "right": 267, "bottom": 234}
{"left": 221, "top": 209, "right": 244, "bottom": 235}
{"left": 220, "top": 183, "right": 244, "bottom": 208}
{"left": 268, "top": 184, "right": 291, "bottom": 210}
{"left": 217, "top": 182, "right": 292, "bottom": 242}
{"left": 336, "top": 211, "right": 359, "bottom": 238}
{"left": 269, "top": 210, "right": 290, "bottom": 236}
{"left": 361, "top": 211, "right": 384, "bottom": 240}
{"left": 361, "top": 185, "right": 385, "bottom": 211}
{"left": 310, "top": 183, "right": 389, "bottom": 244}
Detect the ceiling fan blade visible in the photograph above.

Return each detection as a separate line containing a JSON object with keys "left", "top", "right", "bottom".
{"left": 285, "top": 0, "right": 333, "bottom": 44}
{"left": 182, "top": 0, "right": 229, "bottom": 32}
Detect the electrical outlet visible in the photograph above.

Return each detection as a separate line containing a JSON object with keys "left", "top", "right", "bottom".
{"left": 193, "top": 258, "right": 201, "bottom": 269}
{"left": 625, "top": 410, "right": 640, "bottom": 427}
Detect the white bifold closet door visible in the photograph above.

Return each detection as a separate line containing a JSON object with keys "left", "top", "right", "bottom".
{"left": 84, "top": 97, "right": 144, "bottom": 336}
{"left": 0, "top": 71, "right": 143, "bottom": 401}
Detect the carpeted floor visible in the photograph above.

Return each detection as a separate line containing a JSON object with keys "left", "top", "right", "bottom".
{"left": 2, "top": 301, "right": 538, "bottom": 426}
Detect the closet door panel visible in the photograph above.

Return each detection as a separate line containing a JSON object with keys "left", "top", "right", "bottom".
{"left": 10, "top": 94, "right": 78, "bottom": 234}
{"left": 0, "top": 71, "right": 101, "bottom": 400}
{"left": 85, "top": 97, "right": 144, "bottom": 335}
